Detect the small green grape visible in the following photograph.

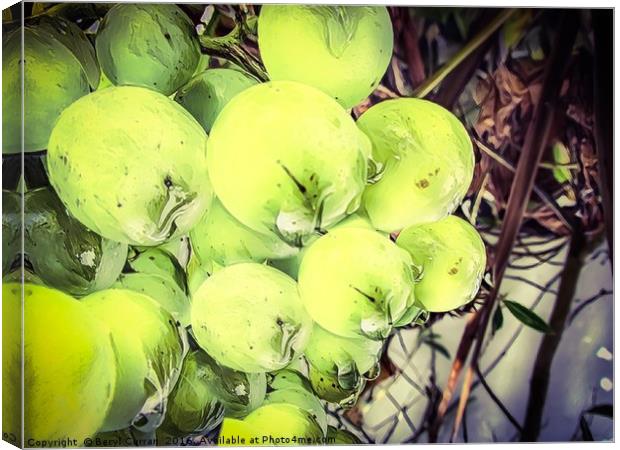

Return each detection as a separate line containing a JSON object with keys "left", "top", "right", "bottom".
{"left": 298, "top": 227, "right": 415, "bottom": 339}
{"left": 258, "top": 5, "right": 393, "bottom": 108}
{"left": 23, "top": 186, "right": 128, "bottom": 297}
{"left": 396, "top": 215, "right": 486, "bottom": 312}
{"left": 304, "top": 324, "right": 382, "bottom": 406}
{"left": 207, "top": 81, "right": 368, "bottom": 248}
{"left": 46, "top": 86, "right": 212, "bottom": 246}
{"left": 357, "top": 98, "right": 474, "bottom": 232}
{"left": 175, "top": 68, "right": 258, "bottom": 133}
{"left": 191, "top": 263, "right": 312, "bottom": 372}
{"left": 190, "top": 198, "right": 298, "bottom": 270}
{"left": 96, "top": 4, "right": 200, "bottom": 95}
{"left": 3, "top": 283, "right": 116, "bottom": 443}
{"left": 82, "top": 289, "right": 186, "bottom": 432}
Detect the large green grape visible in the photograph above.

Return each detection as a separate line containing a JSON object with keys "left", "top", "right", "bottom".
{"left": 190, "top": 198, "right": 298, "bottom": 271}
{"left": 258, "top": 5, "right": 393, "bottom": 109}
{"left": 191, "top": 263, "right": 312, "bottom": 372}
{"left": 357, "top": 98, "right": 474, "bottom": 232}
{"left": 82, "top": 289, "right": 186, "bottom": 432}
{"left": 298, "top": 227, "right": 415, "bottom": 339}
{"left": 3, "top": 19, "right": 94, "bottom": 153}
{"left": 304, "top": 324, "right": 382, "bottom": 406}
{"left": 175, "top": 69, "right": 258, "bottom": 133}
{"left": 46, "top": 86, "right": 212, "bottom": 246}
{"left": 396, "top": 215, "right": 486, "bottom": 312}
{"left": 96, "top": 4, "right": 200, "bottom": 95}
{"left": 3, "top": 283, "right": 116, "bottom": 444}
{"left": 23, "top": 186, "right": 128, "bottom": 297}
{"left": 265, "top": 370, "right": 327, "bottom": 435}
{"left": 207, "top": 81, "right": 368, "bottom": 248}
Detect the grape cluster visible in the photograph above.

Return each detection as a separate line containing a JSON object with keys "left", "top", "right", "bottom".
{"left": 2, "top": 4, "right": 486, "bottom": 446}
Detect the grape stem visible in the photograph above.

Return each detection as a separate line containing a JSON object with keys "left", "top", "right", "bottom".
{"left": 199, "top": 24, "right": 268, "bottom": 82}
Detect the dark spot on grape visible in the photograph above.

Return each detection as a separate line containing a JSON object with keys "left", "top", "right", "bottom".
{"left": 320, "top": 377, "right": 324, "bottom": 382}
{"left": 149, "top": 256, "right": 155, "bottom": 260}
{"left": 331, "top": 383, "right": 336, "bottom": 388}
{"left": 164, "top": 176, "right": 173, "bottom": 188}
{"left": 416, "top": 179, "right": 430, "bottom": 189}
{"left": 449, "top": 267, "right": 458, "bottom": 275}
{"left": 117, "top": 202, "right": 122, "bottom": 208}
{"left": 249, "top": 345, "right": 254, "bottom": 350}
{"left": 164, "top": 32, "right": 171, "bottom": 40}
{"left": 276, "top": 317, "right": 284, "bottom": 326}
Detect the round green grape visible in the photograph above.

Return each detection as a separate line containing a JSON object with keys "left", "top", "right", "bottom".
{"left": 357, "top": 98, "right": 474, "bottom": 232}
{"left": 244, "top": 403, "right": 324, "bottom": 444}
{"left": 23, "top": 186, "right": 128, "bottom": 297}
{"left": 258, "top": 5, "right": 393, "bottom": 109}
{"left": 3, "top": 25, "right": 90, "bottom": 153}
{"left": 46, "top": 86, "right": 212, "bottom": 246}
{"left": 96, "top": 4, "right": 200, "bottom": 95}
{"left": 191, "top": 263, "right": 312, "bottom": 372}
{"left": 396, "top": 215, "right": 486, "bottom": 312}
{"left": 175, "top": 68, "right": 258, "bottom": 133}
{"left": 126, "top": 247, "right": 187, "bottom": 293}
{"left": 207, "top": 81, "right": 368, "bottom": 247}
{"left": 82, "top": 289, "right": 186, "bottom": 432}
{"left": 298, "top": 227, "right": 415, "bottom": 339}
{"left": 265, "top": 370, "right": 327, "bottom": 435}
{"left": 191, "top": 198, "right": 298, "bottom": 270}
{"left": 3, "top": 283, "right": 116, "bottom": 443}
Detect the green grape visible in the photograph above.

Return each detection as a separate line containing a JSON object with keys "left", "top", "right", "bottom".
{"left": 218, "top": 418, "right": 260, "bottom": 446}
{"left": 3, "top": 21, "right": 93, "bottom": 153}
{"left": 258, "top": 5, "right": 393, "bottom": 109}
{"left": 82, "top": 289, "right": 186, "bottom": 432}
{"left": 326, "top": 426, "right": 361, "bottom": 444}
{"left": 265, "top": 370, "right": 327, "bottom": 435}
{"left": 269, "top": 212, "right": 375, "bottom": 280}
{"left": 357, "top": 98, "right": 475, "bottom": 232}
{"left": 175, "top": 68, "right": 258, "bottom": 133}
{"left": 23, "top": 186, "right": 128, "bottom": 297}
{"left": 157, "top": 347, "right": 265, "bottom": 439}
{"left": 304, "top": 324, "right": 381, "bottom": 406}
{"left": 190, "top": 198, "right": 298, "bottom": 270}
{"left": 396, "top": 215, "right": 486, "bottom": 312}
{"left": 207, "top": 81, "right": 368, "bottom": 248}
{"left": 243, "top": 403, "right": 324, "bottom": 444}
{"left": 298, "top": 227, "right": 415, "bottom": 339}
{"left": 191, "top": 263, "right": 312, "bottom": 372}
{"left": 46, "top": 86, "right": 212, "bottom": 246}
{"left": 3, "top": 283, "right": 116, "bottom": 443}
{"left": 126, "top": 247, "right": 187, "bottom": 293}
{"left": 2, "top": 190, "right": 20, "bottom": 275}
{"left": 96, "top": 4, "right": 200, "bottom": 95}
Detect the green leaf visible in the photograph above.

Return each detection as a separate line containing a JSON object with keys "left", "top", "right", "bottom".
{"left": 424, "top": 341, "right": 451, "bottom": 359}
{"left": 492, "top": 305, "right": 504, "bottom": 336}
{"left": 585, "top": 404, "right": 613, "bottom": 418}
{"left": 551, "top": 140, "right": 573, "bottom": 184}
{"left": 503, "top": 300, "right": 553, "bottom": 334}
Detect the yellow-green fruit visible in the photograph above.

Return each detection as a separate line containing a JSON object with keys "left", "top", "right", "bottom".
{"left": 190, "top": 198, "right": 298, "bottom": 270}
{"left": 396, "top": 215, "right": 486, "bottom": 312}
{"left": 207, "top": 81, "right": 368, "bottom": 248}
{"left": 82, "top": 289, "right": 185, "bottom": 432}
{"left": 265, "top": 370, "right": 327, "bottom": 435}
{"left": 357, "top": 98, "right": 474, "bottom": 232}
{"left": 305, "top": 324, "right": 381, "bottom": 406}
{"left": 298, "top": 227, "right": 415, "bottom": 339}
{"left": 327, "top": 426, "right": 361, "bottom": 444}
{"left": 47, "top": 86, "right": 212, "bottom": 246}
{"left": 244, "top": 403, "right": 324, "bottom": 445}
{"left": 258, "top": 5, "right": 393, "bottom": 109}
{"left": 175, "top": 68, "right": 258, "bottom": 133}
{"left": 96, "top": 4, "right": 200, "bottom": 95}
{"left": 191, "top": 263, "right": 312, "bottom": 372}
{"left": 3, "top": 283, "right": 116, "bottom": 444}
{"left": 3, "top": 24, "right": 90, "bottom": 153}
{"left": 218, "top": 418, "right": 261, "bottom": 446}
